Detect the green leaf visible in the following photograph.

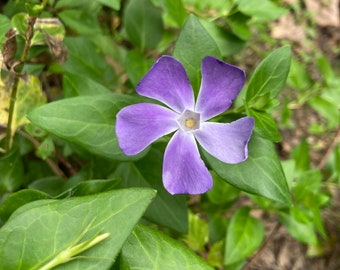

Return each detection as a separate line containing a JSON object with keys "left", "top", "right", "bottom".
{"left": 158, "top": 0, "right": 187, "bottom": 27}
{"left": 63, "top": 37, "right": 115, "bottom": 86}
{"left": 226, "top": 12, "right": 251, "bottom": 40}
{"left": 287, "top": 57, "right": 312, "bottom": 90}
{"left": 63, "top": 72, "right": 111, "bottom": 97}
{"left": 36, "top": 136, "right": 55, "bottom": 160}
{"left": 224, "top": 207, "right": 264, "bottom": 265}
{"left": 173, "top": 15, "right": 221, "bottom": 93}
{"left": 200, "top": 19, "right": 246, "bottom": 57}
{"left": 125, "top": 50, "right": 153, "bottom": 87}
{"left": 120, "top": 224, "right": 213, "bottom": 270}
{"left": 203, "top": 134, "right": 291, "bottom": 204}
{"left": 280, "top": 207, "right": 317, "bottom": 245}
{"left": 0, "top": 147, "right": 24, "bottom": 193}
{"left": 247, "top": 109, "right": 282, "bottom": 142}
{"left": 95, "top": 0, "right": 120, "bottom": 10}
{"left": 291, "top": 139, "right": 310, "bottom": 173}
{"left": 27, "top": 94, "right": 144, "bottom": 160}
{"left": 235, "top": 0, "right": 287, "bottom": 21}
{"left": 183, "top": 212, "right": 209, "bottom": 252}
{"left": 123, "top": 0, "right": 163, "bottom": 50}
{"left": 0, "top": 14, "right": 11, "bottom": 50}
{"left": 10, "top": 12, "right": 28, "bottom": 35}
{"left": 246, "top": 46, "right": 291, "bottom": 103}
{"left": 206, "top": 171, "right": 240, "bottom": 205}
{"left": 0, "top": 189, "right": 50, "bottom": 222}
{"left": 0, "top": 188, "right": 156, "bottom": 270}
{"left": 58, "top": 8, "right": 102, "bottom": 36}
{"left": 113, "top": 148, "right": 188, "bottom": 233}
{"left": 309, "top": 96, "right": 340, "bottom": 128}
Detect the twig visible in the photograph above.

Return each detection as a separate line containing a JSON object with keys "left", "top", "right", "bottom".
{"left": 4, "top": 16, "right": 37, "bottom": 151}
{"left": 243, "top": 222, "right": 282, "bottom": 270}
{"left": 317, "top": 128, "right": 340, "bottom": 170}
{"left": 17, "top": 129, "right": 66, "bottom": 179}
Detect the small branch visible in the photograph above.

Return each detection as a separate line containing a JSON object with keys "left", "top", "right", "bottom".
{"left": 4, "top": 16, "right": 37, "bottom": 152}
{"left": 317, "top": 128, "right": 340, "bottom": 170}
{"left": 17, "top": 130, "right": 66, "bottom": 179}
{"left": 243, "top": 222, "right": 282, "bottom": 270}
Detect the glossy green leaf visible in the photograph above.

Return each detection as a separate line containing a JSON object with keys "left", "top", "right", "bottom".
{"left": 247, "top": 109, "right": 282, "bottom": 142}
{"left": 246, "top": 46, "right": 291, "bottom": 103}
{"left": 203, "top": 134, "right": 291, "bottom": 204}
{"left": 63, "top": 72, "right": 111, "bottom": 97}
{"left": 113, "top": 148, "right": 188, "bottom": 233}
{"left": 0, "top": 147, "right": 24, "bottom": 193}
{"left": 0, "top": 188, "right": 156, "bottom": 270}
{"left": 120, "top": 224, "right": 213, "bottom": 270}
{"left": 123, "top": 0, "right": 163, "bottom": 50}
{"left": 27, "top": 94, "right": 144, "bottom": 161}
{"left": 173, "top": 14, "right": 220, "bottom": 93}
{"left": 224, "top": 207, "right": 264, "bottom": 265}
{"left": 235, "top": 0, "right": 287, "bottom": 21}
{"left": 0, "top": 189, "right": 50, "bottom": 222}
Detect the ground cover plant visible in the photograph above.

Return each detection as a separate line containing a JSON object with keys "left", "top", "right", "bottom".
{"left": 0, "top": 0, "right": 339, "bottom": 269}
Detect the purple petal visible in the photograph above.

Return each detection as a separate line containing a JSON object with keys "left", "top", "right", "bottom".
{"left": 194, "top": 117, "right": 254, "bottom": 164}
{"left": 195, "top": 56, "right": 246, "bottom": 121}
{"left": 163, "top": 131, "right": 212, "bottom": 194}
{"left": 116, "top": 103, "right": 179, "bottom": 155}
{"left": 136, "top": 56, "right": 195, "bottom": 113}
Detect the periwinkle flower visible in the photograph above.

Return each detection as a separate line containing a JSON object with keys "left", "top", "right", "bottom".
{"left": 116, "top": 56, "right": 254, "bottom": 194}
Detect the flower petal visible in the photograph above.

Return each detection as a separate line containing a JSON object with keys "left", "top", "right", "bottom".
{"left": 195, "top": 56, "right": 246, "bottom": 121}
{"left": 163, "top": 131, "right": 212, "bottom": 194}
{"left": 136, "top": 56, "right": 195, "bottom": 113}
{"left": 116, "top": 103, "right": 179, "bottom": 155}
{"left": 194, "top": 117, "right": 254, "bottom": 164}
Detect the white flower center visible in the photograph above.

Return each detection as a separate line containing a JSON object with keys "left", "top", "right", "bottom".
{"left": 177, "top": 110, "right": 200, "bottom": 131}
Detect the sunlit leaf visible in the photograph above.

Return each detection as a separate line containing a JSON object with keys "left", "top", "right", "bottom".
{"left": 0, "top": 188, "right": 156, "bottom": 269}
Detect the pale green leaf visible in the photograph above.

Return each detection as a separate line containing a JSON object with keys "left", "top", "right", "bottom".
{"left": 224, "top": 207, "right": 264, "bottom": 265}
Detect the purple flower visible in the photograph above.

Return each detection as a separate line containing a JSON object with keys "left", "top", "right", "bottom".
{"left": 116, "top": 56, "right": 254, "bottom": 195}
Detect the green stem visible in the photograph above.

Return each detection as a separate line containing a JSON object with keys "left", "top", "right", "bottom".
{"left": 4, "top": 16, "right": 37, "bottom": 152}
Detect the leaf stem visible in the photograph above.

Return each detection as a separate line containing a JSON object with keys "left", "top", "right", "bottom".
{"left": 4, "top": 16, "right": 37, "bottom": 152}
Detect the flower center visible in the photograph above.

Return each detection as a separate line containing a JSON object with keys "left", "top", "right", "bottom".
{"left": 185, "top": 118, "right": 196, "bottom": 129}
{"left": 177, "top": 109, "right": 200, "bottom": 131}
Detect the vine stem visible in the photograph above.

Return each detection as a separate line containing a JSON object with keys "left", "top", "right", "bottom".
{"left": 4, "top": 16, "right": 37, "bottom": 152}
{"left": 243, "top": 222, "right": 282, "bottom": 270}
{"left": 317, "top": 128, "right": 340, "bottom": 170}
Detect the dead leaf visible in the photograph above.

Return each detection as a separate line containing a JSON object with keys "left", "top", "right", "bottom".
{"left": 305, "top": 0, "right": 340, "bottom": 27}
{"left": 271, "top": 13, "right": 306, "bottom": 43}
